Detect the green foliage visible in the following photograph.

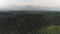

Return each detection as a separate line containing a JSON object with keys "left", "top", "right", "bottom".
{"left": 0, "top": 13, "right": 60, "bottom": 34}
{"left": 37, "top": 25, "right": 60, "bottom": 34}
{"left": 6, "top": 14, "right": 60, "bottom": 34}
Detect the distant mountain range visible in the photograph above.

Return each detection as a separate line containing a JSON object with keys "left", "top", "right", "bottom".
{"left": 0, "top": 5, "right": 42, "bottom": 10}
{"left": 0, "top": 5, "right": 60, "bottom": 11}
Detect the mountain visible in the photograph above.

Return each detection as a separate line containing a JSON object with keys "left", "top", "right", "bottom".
{"left": 0, "top": 5, "right": 48, "bottom": 11}
{"left": 0, "top": 5, "right": 60, "bottom": 11}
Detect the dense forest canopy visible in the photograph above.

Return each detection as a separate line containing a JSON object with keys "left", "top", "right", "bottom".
{"left": 0, "top": 11, "right": 60, "bottom": 34}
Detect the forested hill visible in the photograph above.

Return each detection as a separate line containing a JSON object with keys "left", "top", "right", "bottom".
{"left": 0, "top": 10, "right": 60, "bottom": 34}
{"left": 0, "top": 10, "right": 60, "bottom": 16}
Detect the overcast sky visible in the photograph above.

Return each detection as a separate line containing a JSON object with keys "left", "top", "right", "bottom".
{"left": 0, "top": 0, "right": 60, "bottom": 10}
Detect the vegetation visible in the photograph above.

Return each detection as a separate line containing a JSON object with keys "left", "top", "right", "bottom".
{"left": 0, "top": 11, "right": 60, "bottom": 34}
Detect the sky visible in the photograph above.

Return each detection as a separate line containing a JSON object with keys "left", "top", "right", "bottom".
{"left": 0, "top": 0, "right": 60, "bottom": 10}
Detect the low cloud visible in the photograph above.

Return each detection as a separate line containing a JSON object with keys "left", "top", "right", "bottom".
{"left": 0, "top": 0, "right": 60, "bottom": 9}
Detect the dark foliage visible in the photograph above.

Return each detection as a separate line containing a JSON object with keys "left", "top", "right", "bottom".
{"left": 0, "top": 11, "right": 60, "bottom": 33}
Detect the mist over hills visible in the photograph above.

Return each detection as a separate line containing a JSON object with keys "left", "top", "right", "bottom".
{"left": 0, "top": 5, "right": 41, "bottom": 10}
{"left": 0, "top": 5, "right": 60, "bottom": 11}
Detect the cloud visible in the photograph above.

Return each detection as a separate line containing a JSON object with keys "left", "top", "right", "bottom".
{"left": 30, "top": 0, "right": 60, "bottom": 7}
{"left": 7, "top": 0, "right": 60, "bottom": 7}
{"left": 0, "top": 0, "right": 30, "bottom": 7}
{"left": 0, "top": 0, "right": 60, "bottom": 8}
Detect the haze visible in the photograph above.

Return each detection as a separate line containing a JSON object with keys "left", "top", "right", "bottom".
{"left": 0, "top": 0, "right": 60, "bottom": 10}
